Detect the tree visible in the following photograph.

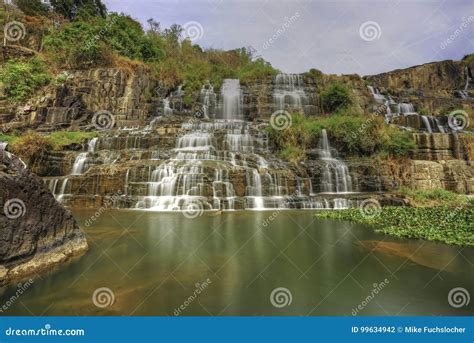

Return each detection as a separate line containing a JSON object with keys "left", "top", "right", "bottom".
{"left": 320, "top": 83, "right": 352, "bottom": 112}
{"left": 50, "top": 0, "right": 107, "bottom": 20}
{"left": 13, "top": 0, "right": 49, "bottom": 16}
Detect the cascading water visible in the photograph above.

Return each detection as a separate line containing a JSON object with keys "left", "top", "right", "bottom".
{"left": 0, "top": 142, "right": 7, "bottom": 150}
{"left": 316, "top": 129, "right": 352, "bottom": 194}
{"left": 71, "top": 153, "right": 88, "bottom": 175}
{"left": 367, "top": 86, "right": 387, "bottom": 103}
{"left": 456, "top": 66, "right": 472, "bottom": 99}
{"left": 163, "top": 98, "right": 173, "bottom": 116}
{"left": 200, "top": 83, "right": 217, "bottom": 118}
{"left": 220, "top": 79, "right": 243, "bottom": 119}
{"left": 273, "top": 73, "right": 308, "bottom": 112}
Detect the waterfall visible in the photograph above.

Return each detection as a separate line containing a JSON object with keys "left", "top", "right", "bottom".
{"left": 458, "top": 66, "right": 472, "bottom": 99}
{"left": 200, "top": 83, "right": 216, "bottom": 118}
{"left": 0, "top": 142, "right": 7, "bottom": 150}
{"left": 317, "top": 129, "right": 352, "bottom": 194}
{"left": 421, "top": 116, "right": 434, "bottom": 134}
{"left": 273, "top": 73, "right": 308, "bottom": 111}
{"left": 397, "top": 103, "right": 416, "bottom": 115}
{"left": 421, "top": 115, "right": 446, "bottom": 133}
{"left": 56, "top": 178, "right": 69, "bottom": 202}
{"left": 163, "top": 98, "right": 173, "bottom": 116}
{"left": 71, "top": 153, "right": 88, "bottom": 175}
{"left": 88, "top": 137, "right": 98, "bottom": 152}
{"left": 221, "top": 79, "right": 243, "bottom": 119}
{"left": 367, "top": 85, "right": 387, "bottom": 103}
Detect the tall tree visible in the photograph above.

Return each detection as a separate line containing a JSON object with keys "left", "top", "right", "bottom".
{"left": 50, "top": 0, "right": 107, "bottom": 20}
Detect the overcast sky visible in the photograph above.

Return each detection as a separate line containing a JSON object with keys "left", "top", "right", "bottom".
{"left": 103, "top": 0, "right": 474, "bottom": 75}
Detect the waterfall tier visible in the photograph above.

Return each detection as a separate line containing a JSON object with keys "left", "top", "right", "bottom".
{"left": 45, "top": 120, "right": 357, "bottom": 210}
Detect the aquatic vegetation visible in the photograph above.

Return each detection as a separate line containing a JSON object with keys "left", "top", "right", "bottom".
{"left": 316, "top": 205, "right": 474, "bottom": 247}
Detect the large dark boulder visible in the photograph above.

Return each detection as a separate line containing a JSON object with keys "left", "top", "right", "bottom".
{"left": 0, "top": 150, "right": 87, "bottom": 285}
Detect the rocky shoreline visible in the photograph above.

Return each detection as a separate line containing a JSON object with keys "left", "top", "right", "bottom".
{"left": 0, "top": 150, "right": 88, "bottom": 286}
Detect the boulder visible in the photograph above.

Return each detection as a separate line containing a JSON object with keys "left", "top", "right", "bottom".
{"left": 0, "top": 150, "right": 87, "bottom": 285}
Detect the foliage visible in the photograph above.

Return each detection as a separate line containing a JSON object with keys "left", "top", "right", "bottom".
{"left": 0, "top": 57, "right": 51, "bottom": 102}
{"left": 396, "top": 187, "right": 470, "bottom": 207}
{"left": 47, "top": 131, "right": 97, "bottom": 149}
{"left": 43, "top": 21, "right": 110, "bottom": 68}
{"left": 50, "top": 0, "right": 107, "bottom": 20}
{"left": 12, "top": 0, "right": 49, "bottom": 16}
{"left": 267, "top": 111, "right": 415, "bottom": 162}
{"left": 320, "top": 83, "right": 352, "bottom": 112}
{"left": 316, "top": 205, "right": 474, "bottom": 247}
{"left": 10, "top": 131, "right": 53, "bottom": 168}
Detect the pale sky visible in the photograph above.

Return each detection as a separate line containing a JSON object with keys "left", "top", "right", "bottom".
{"left": 103, "top": 0, "right": 474, "bottom": 75}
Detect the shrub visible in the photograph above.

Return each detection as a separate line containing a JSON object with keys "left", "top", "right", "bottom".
{"left": 0, "top": 57, "right": 51, "bottom": 102}
{"left": 43, "top": 21, "right": 110, "bottom": 68}
{"left": 10, "top": 131, "right": 53, "bottom": 168}
{"left": 268, "top": 110, "right": 415, "bottom": 162}
{"left": 320, "top": 83, "right": 352, "bottom": 112}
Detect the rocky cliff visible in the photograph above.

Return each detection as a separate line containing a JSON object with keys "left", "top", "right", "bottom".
{"left": 1, "top": 64, "right": 159, "bottom": 131}
{"left": 0, "top": 150, "right": 88, "bottom": 285}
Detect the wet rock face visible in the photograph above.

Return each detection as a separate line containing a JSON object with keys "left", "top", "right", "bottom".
{"left": 0, "top": 151, "right": 87, "bottom": 285}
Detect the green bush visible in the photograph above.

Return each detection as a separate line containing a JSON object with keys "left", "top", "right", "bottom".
{"left": 10, "top": 131, "right": 53, "bottom": 168}
{"left": 320, "top": 83, "right": 352, "bottom": 112}
{"left": 0, "top": 57, "right": 51, "bottom": 102}
{"left": 43, "top": 21, "right": 109, "bottom": 68}
{"left": 268, "top": 111, "right": 415, "bottom": 162}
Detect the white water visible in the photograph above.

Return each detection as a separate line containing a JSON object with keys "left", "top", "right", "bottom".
{"left": 200, "top": 83, "right": 216, "bottom": 118}
{"left": 88, "top": 137, "right": 98, "bottom": 152}
{"left": 274, "top": 73, "right": 308, "bottom": 111}
{"left": 0, "top": 142, "right": 7, "bottom": 150}
{"left": 71, "top": 153, "right": 88, "bottom": 175}
{"left": 163, "top": 98, "right": 173, "bottom": 116}
{"left": 221, "top": 79, "right": 243, "bottom": 119}
{"left": 318, "top": 129, "right": 353, "bottom": 194}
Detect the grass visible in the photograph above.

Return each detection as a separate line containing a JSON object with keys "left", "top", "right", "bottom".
{"left": 395, "top": 187, "right": 470, "bottom": 207}
{"left": 316, "top": 204, "right": 474, "bottom": 247}
{"left": 47, "top": 131, "right": 98, "bottom": 149}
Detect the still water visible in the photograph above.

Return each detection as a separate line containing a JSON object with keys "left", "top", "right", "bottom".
{"left": 1, "top": 210, "right": 473, "bottom": 316}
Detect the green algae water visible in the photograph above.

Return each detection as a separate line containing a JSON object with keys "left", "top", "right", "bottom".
{"left": 1, "top": 210, "right": 472, "bottom": 316}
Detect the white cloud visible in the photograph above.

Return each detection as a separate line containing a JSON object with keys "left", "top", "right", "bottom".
{"left": 104, "top": 0, "right": 474, "bottom": 75}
